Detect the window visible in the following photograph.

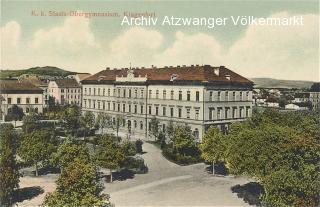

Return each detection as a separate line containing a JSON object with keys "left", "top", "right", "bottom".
{"left": 195, "top": 109, "right": 199, "bottom": 120}
{"left": 170, "top": 90, "right": 174, "bottom": 100}
{"left": 193, "top": 128, "right": 199, "bottom": 140}
{"left": 123, "top": 104, "right": 126, "bottom": 112}
{"left": 93, "top": 101, "right": 96, "bottom": 109}
{"left": 163, "top": 90, "right": 166, "bottom": 99}
{"left": 233, "top": 92, "right": 236, "bottom": 101}
{"left": 240, "top": 92, "right": 243, "bottom": 101}
{"left": 163, "top": 107, "right": 166, "bottom": 116}
{"left": 117, "top": 104, "right": 120, "bottom": 111}
{"left": 240, "top": 107, "right": 244, "bottom": 118}
{"left": 155, "top": 107, "right": 159, "bottom": 115}
{"left": 218, "top": 91, "right": 221, "bottom": 101}
{"left": 156, "top": 90, "right": 159, "bottom": 99}
{"left": 98, "top": 88, "right": 100, "bottom": 96}
{"left": 61, "top": 89, "right": 64, "bottom": 93}
{"left": 217, "top": 108, "right": 222, "bottom": 119}
{"left": 8, "top": 98, "right": 11, "bottom": 104}
{"left": 246, "top": 91, "right": 250, "bottom": 101}
{"left": 108, "top": 102, "right": 110, "bottom": 110}
{"left": 135, "top": 89, "right": 138, "bottom": 98}
{"left": 123, "top": 89, "right": 126, "bottom": 97}
{"left": 134, "top": 120, "right": 137, "bottom": 128}
{"left": 225, "top": 107, "right": 229, "bottom": 119}
{"left": 134, "top": 105, "right": 137, "bottom": 113}
{"left": 178, "top": 108, "right": 182, "bottom": 118}
{"left": 141, "top": 90, "right": 144, "bottom": 98}
{"left": 17, "top": 98, "right": 21, "bottom": 104}
{"left": 246, "top": 107, "right": 250, "bottom": 117}
{"left": 209, "top": 92, "right": 213, "bottom": 101}
{"left": 98, "top": 102, "right": 101, "bottom": 109}
{"left": 89, "top": 88, "right": 91, "bottom": 95}
{"left": 103, "top": 88, "right": 105, "bottom": 96}
{"left": 196, "top": 91, "right": 200, "bottom": 101}
{"left": 186, "top": 108, "right": 190, "bottom": 119}
{"left": 209, "top": 108, "right": 214, "bottom": 120}
{"left": 187, "top": 91, "right": 190, "bottom": 101}
{"left": 232, "top": 107, "right": 237, "bottom": 118}
{"left": 94, "top": 88, "right": 96, "bottom": 95}
{"left": 108, "top": 89, "right": 110, "bottom": 96}
{"left": 129, "top": 105, "right": 131, "bottom": 112}
{"left": 118, "top": 89, "right": 120, "bottom": 97}
{"left": 85, "top": 88, "right": 87, "bottom": 95}
{"left": 26, "top": 98, "right": 30, "bottom": 104}
{"left": 149, "top": 90, "right": 152, "bottom": 98}
{"left": 179, "top": 91, "right": 182, "bottom": 100}
{"left": 225, "top": 91, "right": 229, "bottom": 101}
{"left": 170, "top": 108, "right": 174, "bottom": 117}
{"left": 140, "top": 121, "right": 143, "bottom": 130}
{"left": 141, "top": 105, "right": 144, "bottom": 114}
{"left": 149, "top": 106, "right": 152, "bottom": 114}
{"left": 129, "top": 89, "right": 132, "bottom": 98}
{"left": 113, "top": 103, "right": 115, "bottom": 110}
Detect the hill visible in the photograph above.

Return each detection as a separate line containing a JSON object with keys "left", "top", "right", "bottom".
{"left": 0, "top": 66, "right": 77, "bottom": 78}
{"left": 250, "top": 78, "right": 315, "bottom": 89}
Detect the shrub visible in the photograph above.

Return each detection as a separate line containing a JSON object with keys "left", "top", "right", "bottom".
{"left": 135, "top": 139, "right": 143, "bottom": 154}
{"left": 121, "top": 156, "right": 148, "bottom": 174}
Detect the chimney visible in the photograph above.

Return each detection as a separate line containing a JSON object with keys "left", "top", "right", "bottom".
{"left": 106, "top": 67, "right": 110, "bottom": 70}
{"left": 213, "top": 67, "right": 220, "bottom": 76}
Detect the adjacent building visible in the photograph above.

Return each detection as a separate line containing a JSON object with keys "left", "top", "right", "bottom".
{"left": 48, "top": 79, "right": 82, "bottom": 105}
{"left": 0, "top": 79, "right": 44, "bottom": 121}
{"left": 81, "top": 65, "right": 253, "bottom": 141}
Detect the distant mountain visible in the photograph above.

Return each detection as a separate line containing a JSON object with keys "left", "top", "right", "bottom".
{"left": 0, "top": 66, "right": 77, "bottom": 78}
{"left": 250, "top": 78, "right": 315, "bottom": 89}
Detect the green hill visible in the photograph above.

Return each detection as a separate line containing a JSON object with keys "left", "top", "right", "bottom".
{"left": 251, "top": 78, "right": 315, "bottom": 89}
{"left": 0, "top": 66, "right": 77, "bottom": 78}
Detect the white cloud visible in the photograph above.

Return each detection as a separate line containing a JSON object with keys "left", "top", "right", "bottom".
{"left": 226, "top": 12, "right": 319, "bottom": 81}
{"left": 1, "top": 21, "right": 21, "bottom": 49}
{"left": 154, "top": 31, "right": 223, "bottom": 67}
{"left": 105, "top": 27, "right": 163, "bottom": 67}
{"left": 31, "top": 16, "right": 98, "bottom": 53}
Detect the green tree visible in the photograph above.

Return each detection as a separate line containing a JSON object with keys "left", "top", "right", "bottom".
{"left": 51, "top": 138, "right": 91, "bottom": 171}
{"left": 6, "top": 105, "right": 24, "bottom": 127}
{"left": 18, "top": 129, "right": 57, "bottom": 176}
{"left": 149, "top": 116, "right": 159, "bottom": 141}
{"left": 22, "top": 112, "right": 40, "bottom": 134}
{"left": 200, "top": 126, "right": 225, "bottom": 175}
{"left": 80, "top": 111, "right": 95, "bottom": 137}
{"left": 61, "top": 106, "right": 81, "bottom": 134}
{"left": 166, "top": 120, "right": 175, "bottom": 145}
{"left": 43, "top": 157, "right": 109, "bottom": 207}
{"left": 95, "top": 113, "right": 111, "bottom": 134}
{"left": 121, "top": 140, "right": 136, "bottom": 156}
{"left": 0, "top": 124, "right": 19, "bottom": 206}
{"left": 95, "top": 134, "right": 125, "bottom": 182}
{"left": 173, "top": 125, "right": 196, "bottom": 156}
{"left": 113, "top": 115, "right": 124, "bottom": 141}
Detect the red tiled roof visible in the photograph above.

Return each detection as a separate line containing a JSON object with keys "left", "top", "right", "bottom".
{"left": 83, "top": 65, "right": 252, "bottom": 84}
{"left": 0, "top": 80, "right": 43, "bottom": 94}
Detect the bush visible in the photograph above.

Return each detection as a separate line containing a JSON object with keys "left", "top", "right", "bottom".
{"left": 121, "top": 156, "right": 148, "bottom": 174}
{"left": 135, "top": 139, "right": 143, "bottom": 154}
{"left": 121, "top": 140, "right": 136, "bottom": 156}
{"left": 162, "top": 147, "right": 202, "bottom": 165}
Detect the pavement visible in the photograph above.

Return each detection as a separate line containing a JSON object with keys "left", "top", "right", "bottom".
{"left": 105, "top": 142, "right": 251, "bottom": 207}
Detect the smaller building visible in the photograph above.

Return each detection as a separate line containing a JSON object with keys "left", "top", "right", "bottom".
{"left": 293, "top": 92, "right": 310, "bottom": 103}
{"left": 0, "top": 80, "right": 44, "bottom": 121}
{"left": 48, "top": 79, "right": 81, "bottom": 105}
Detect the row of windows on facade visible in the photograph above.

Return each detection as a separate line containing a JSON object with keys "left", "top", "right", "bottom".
{"left": 7, "top": 97, "right": 39, "bottom": 104}
{"left": 8, "top": 107, "right": 39, "bottom": 113}
{"left": 109, "top": 117, "right": 200, "bottom": 139}
{"left": 84, "top": 87, "right": 250, "bottom": 102}
{"left": 49, "top": 88, "right": 81, "bottom": 93}
{"left": 209, "top": 107, "right": 251, "bottom": 120}
{"left": 60, "top": 95, "right": 81, "bottom": 100}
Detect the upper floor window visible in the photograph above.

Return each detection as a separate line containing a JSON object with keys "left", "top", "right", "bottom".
{"left": 134, "top": 105, "right": 137, "bottom": 113}
{"left": 123, "top": 89, "right": 126, "bottom": 98}
{"left": 225, "top": 91, "right": 229, "bottom": 101}
{"left": 135, "top": 89, "right": 138, "bottom": 98}
{"left": 85, "top": 88, "right": 87, "bottom": 95}
{"left": 233, "top": 92, "right": 236, "bottom": 101}
{"left": 246, "top": 91, "right": 250, "bottom": 100}
{"left": 35, "top": 98, "right": 39, "bottom": 104}
{"left": 178, "top": 108, "right": 182, "bottom": 118}
{"left": 195, "top": 109, "right": 199, "bottom": 120}
{"left": 179, "top": 91, "right": 182, "bottom": 100}
{"left": 141, "top": 90, "right": 144, "bottom": 98}
{"left": 156, "top": 90, "right": 159, "bottom": 99}
{"left": 129, "top": 89, "right": 132, "bottom": 98}
{"left": 240, "top": 92, "right": 243, "bottom": 101}
{"left": 94, "top": 88, "right": 96, "bottom": 96}
{"left": 187, "top": 91, "right": 191, "bottom": 101}
{"left": 103, "top": 89, "right": 105, "bottom": 96}
{"left": 170, "top": 90, "right": 174, "bottom": 100}
{"left": 89, "top": 88, "right": 91, "bottom": 95}
{"left": 155, "top": 106, "right": 159, "bottom": 115}
{"left": 61, "top": 89, "right": 64, "bottom": 93}
{"left": 149, "top": 90, "right": 152, "bottom": 99}
{"left": 186, "top": 108, "right": 190, "bottom": 119}
{"left": 163, "top": 90, "right": 166, "bottom": 99}
{"left": 148, "top": 106, "right": 152, "bottom": 114}
{"left": 98, "top": 88, "right": 100, "bottom": 96}
{"left": 17, "top": 98, "right": 21, "bottom": 104}
{"left": 163, "top": 107, "right": 166, "bottom": 116}
{"left": 170, "top": 108, "right": 174, "bottom": 117}
{"left": 196, "top": 91, "right": 200, "bottom": 101}
{"left": 209, "top": 91, "right": 213, "bottom": 101}
{"left": 217, "top": 107, "right": 222, "bottom": 119}
{"left": 123, "top": 104, "right": 126, "bottom": 112}
{"left": 218, "top": 91, "right": 221, "bottom": 101}
{"left": 26, "top": 98, "right": 30, "bottom": 104}
{"left": 141, "top": 105, "right": 144, "bottom": 114}
{"left": 8, "top": 98, "right": 11, "bottom": 104}
{"left": 129, "top": 105, "right": 131, "bottom": 113}
{"left": 108, "top": 89, "right": 110, "bottom": 96}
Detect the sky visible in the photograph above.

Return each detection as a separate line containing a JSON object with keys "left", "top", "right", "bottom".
{"left": 1, "top": 0, "right": 319, "bottom": 81}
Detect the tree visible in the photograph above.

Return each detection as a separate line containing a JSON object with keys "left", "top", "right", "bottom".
{"left": 43, "top": 157, "right": 109, "bottom": 207}
{"left": 200, "top": 126, "right": 226, "bottom": 175}
{"left": 113, "top": 115, "right": 124, "bottom": 141}
{"left": 121, "top": 140, "right": 136, "bottom": 156}
{"left": 22, "top": 112, "right": 40, "bottom": 134}
{"left": 5, "top": 105, "right": 24, "bottom": 127}
{"left": 135, "top": 139, "right": 143, "bottom": 154}
{"left": 51, "top": 138, "right": 91, "bottom": 171}
{"left": 95, "top": 113, "right": 111, "bottom": 134}
{"left": 18, "top": 129, "right": 57, "bottom": 176}
{"left": 224, "top": 110, "right": 320, "bottom": 206}
{"left": 0, "top": 124, "right": 19, "bottom": 206}
{"left": 173, "top": 125, "right": 197, "bottom": 157}
{"left": 95, "top": 134, "right": 125, "bottom": 182}
{"left": 60, "top": 106, "right": 81, "bottom": 134}
{"left": 80, "top": 111, "right": 95, "bottom": 137}
{"left": 149, "top": 116, "right": 160, "bottom": 141}
{"left": 166, "top": 120, "right": 175, "bottom": 145}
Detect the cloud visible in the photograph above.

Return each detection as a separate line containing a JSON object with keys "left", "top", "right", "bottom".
{"left": 105, "top": 27, "right": 163, "bottom": 67}
{"left": 154, "top": 31, "right": 223, "bottom": 67}
{"left": 30, "top": 16, "right": 98, "bottom": 53}
{"left": 1, "top": 21, "right": 21, "bottom": 49}
{"left": 226, "top": 12, "right": 319, "bottom": 81}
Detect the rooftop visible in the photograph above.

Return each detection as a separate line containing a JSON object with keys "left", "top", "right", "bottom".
{"left": 53, "top": 79, "right": 80, "bottom": 88}
{"left": 0, "top": 80, "right": 43, "bottom": 94}
{"left": 82, "top": 65, "right": 253, "bottom": 85}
